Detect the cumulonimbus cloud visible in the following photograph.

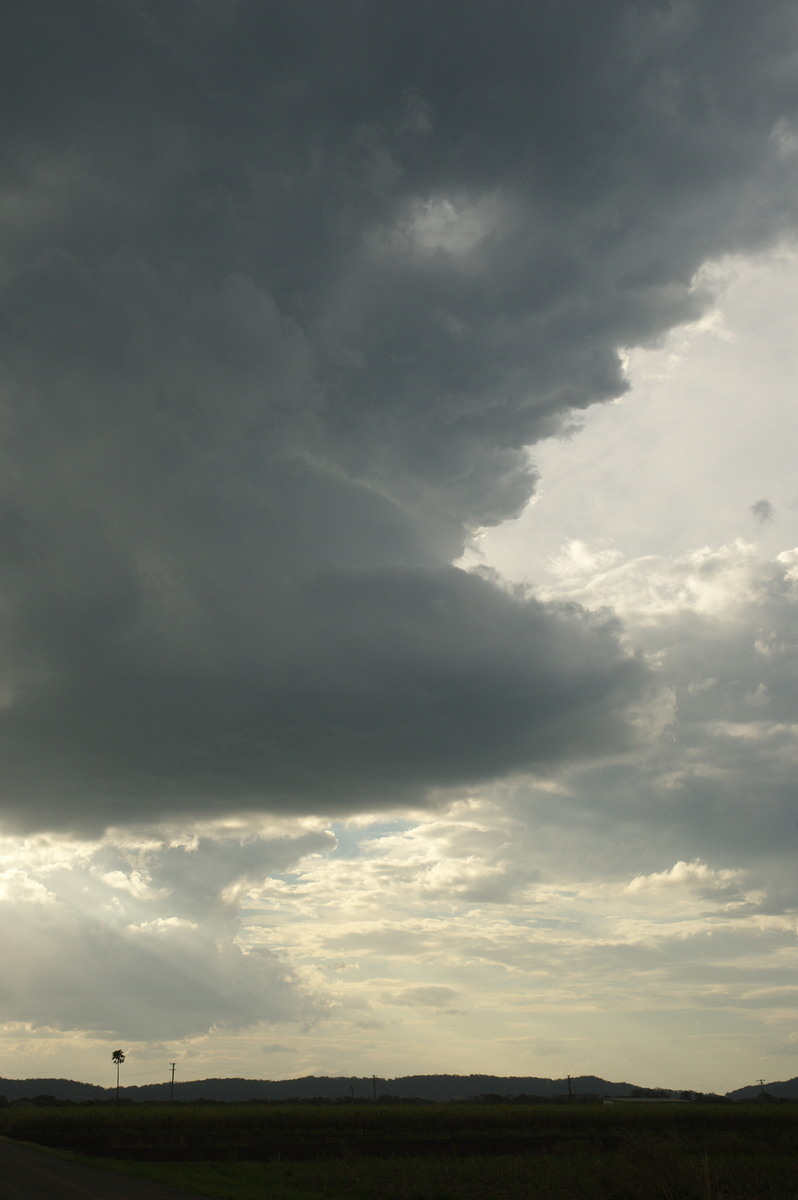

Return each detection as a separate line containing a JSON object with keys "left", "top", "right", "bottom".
{"left": 1, "top": 0, "right": 798, "bottom": 833}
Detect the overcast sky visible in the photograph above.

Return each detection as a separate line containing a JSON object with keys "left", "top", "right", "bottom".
{"left": 2, "top": 0, "right": 798, "bottom": 1095}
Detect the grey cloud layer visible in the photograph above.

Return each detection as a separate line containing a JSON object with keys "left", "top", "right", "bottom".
{"left": 2, "top": 1, "right": 798, "bottom": 831}
{"left": 510, "top": 543, "right": 798, "bottom": 906}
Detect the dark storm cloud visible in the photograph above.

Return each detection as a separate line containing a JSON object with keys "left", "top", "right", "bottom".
{"left": 1, "top": 0, "right": 797, "bottom": 832}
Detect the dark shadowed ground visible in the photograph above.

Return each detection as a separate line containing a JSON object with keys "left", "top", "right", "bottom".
{"left": 0, "top": 1140, "right": 206, "bottom": 1200}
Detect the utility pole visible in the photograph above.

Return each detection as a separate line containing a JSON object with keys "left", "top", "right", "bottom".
{"left": 757, "top": 1079, "right": 766, "bottom": 1094}
{"left": 169, "top": 1062, "right": 176, "bottom": 1103}
{"left": 567, "top": 1074, "right": 573, "bottom": 1101}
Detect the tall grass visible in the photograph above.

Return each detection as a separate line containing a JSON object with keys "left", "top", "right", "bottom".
{"left": 1, "top": 1099, "right": 796, "bottom": 1141}
{"left": 1, "top": 1102, "right": 796, "bottom": 1200}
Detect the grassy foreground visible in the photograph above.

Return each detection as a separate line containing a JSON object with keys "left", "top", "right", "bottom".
{"left": 1, "top": 1101, "right": 797, "bottom": 1200}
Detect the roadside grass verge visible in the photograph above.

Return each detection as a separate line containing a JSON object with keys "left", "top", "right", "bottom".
{"left": 52, "top": 1141, "right": 798, "bottom": 1200}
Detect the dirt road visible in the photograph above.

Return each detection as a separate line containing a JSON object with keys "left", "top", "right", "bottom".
{"left": 0, "top": 1140, "right": 209, "bottom": 1199}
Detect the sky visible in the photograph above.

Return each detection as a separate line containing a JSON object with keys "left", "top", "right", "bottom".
{"left": 1, "top": 0, "right": 798, "bottom": 1096}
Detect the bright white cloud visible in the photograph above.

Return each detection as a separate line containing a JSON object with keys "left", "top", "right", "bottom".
{"left": 625, "top": 860, "right": 748, "bottom": 895}
{"left": 0, "top": 823, "right": 334, "bottom": 1049}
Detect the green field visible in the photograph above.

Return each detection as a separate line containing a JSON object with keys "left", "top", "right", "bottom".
{"left": 1, "top": 1101, "right": 797, "bottom": 1199}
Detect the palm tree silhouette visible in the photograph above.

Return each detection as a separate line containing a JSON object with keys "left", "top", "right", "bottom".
{"left": 112, "top": 1049, "right": 126, "bottom": 1104}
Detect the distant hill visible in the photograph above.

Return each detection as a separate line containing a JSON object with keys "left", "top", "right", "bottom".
{"left": 1, "top": 1072, "right": 792, "bottom": 1105}
{"left": 0, "top": 1073, "right": 641, "bottom": 1104}
{"left": 0, "top": 1078, "right": 108, "bottom": 1103}
{"left": 126, "top": 1074, "right": 642, "bottom": 1103}
{"left": 727, "top": 1078, "right": 798, "bottom": 1101}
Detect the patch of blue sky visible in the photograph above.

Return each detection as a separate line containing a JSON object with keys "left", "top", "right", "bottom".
{"left": 327, "top": 819, "right": 416, "bottom": 859}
